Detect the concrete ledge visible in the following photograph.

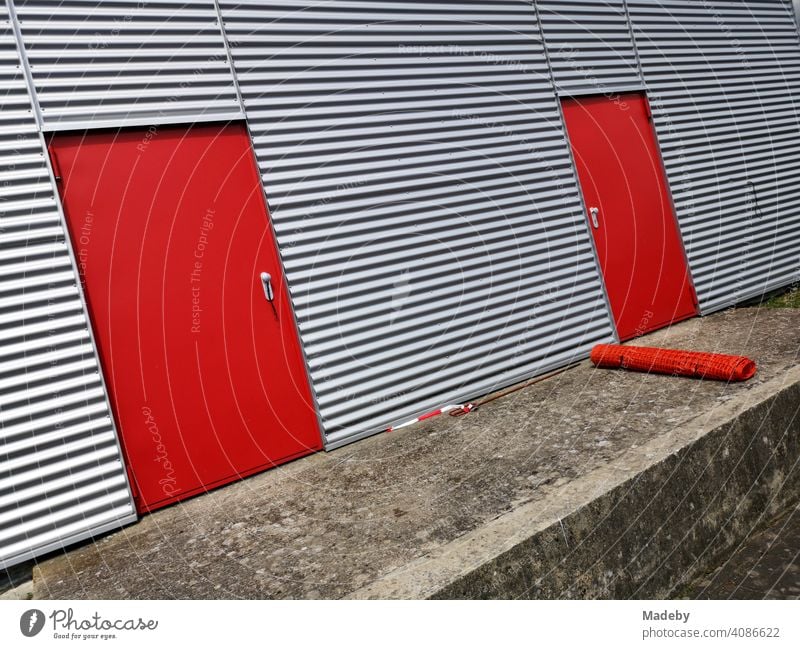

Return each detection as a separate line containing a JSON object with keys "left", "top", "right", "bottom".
{"left": 30, "top": 308, "right": 800, "bottom": 599}
{"left": 353, "top": 365, "right": 800, "bottom": 598}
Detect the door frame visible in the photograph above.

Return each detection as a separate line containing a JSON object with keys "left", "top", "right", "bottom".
{"left": 556, "top": 89, "right": 700, "bottom": 339}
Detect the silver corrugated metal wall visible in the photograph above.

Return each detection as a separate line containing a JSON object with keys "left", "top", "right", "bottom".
{"left": 0, "top": 0, "right": 135, "bottom": 570}
{"left": 13, "top": 0, "right": 243, "bottom": 130}
{"left": 2, "top": 0, "right": 800, "bottom": 565}
{"left": 628, "top": 0, "right": 800, "bottom": 312}
{"left": 219, "top": 0, "right": 617, "bottom": 447}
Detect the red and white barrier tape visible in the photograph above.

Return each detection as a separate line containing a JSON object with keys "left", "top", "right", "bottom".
{"left": 384, "top": 363, "right": 580, "bottom": 434}
{"left": 386, "top": 403, "right": 476, "bottom": 432}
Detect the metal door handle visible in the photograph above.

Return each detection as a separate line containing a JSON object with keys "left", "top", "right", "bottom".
{"left": 589, "top": 207, "right": 600, "bottom": 229}
{"left": 260, "top": 272, "right": 274, "bottom": 302}
{"left": 260, "top": 272, "right": 278, "bottom": 319}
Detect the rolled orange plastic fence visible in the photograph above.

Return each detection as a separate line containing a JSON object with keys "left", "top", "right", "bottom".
{"left": 590, "top": 344, "right": 757, "bottom": 382}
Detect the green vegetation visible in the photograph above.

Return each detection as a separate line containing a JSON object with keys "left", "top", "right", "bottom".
{"left": 764, "top": 285, "right": 800, "bottom": 308}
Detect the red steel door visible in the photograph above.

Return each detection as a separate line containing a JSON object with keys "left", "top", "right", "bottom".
{"left": 561, "top": 93, "right": 698, "bottom": 340}
{"left": 49, "top": 123, "right": 322, "bottom": 512}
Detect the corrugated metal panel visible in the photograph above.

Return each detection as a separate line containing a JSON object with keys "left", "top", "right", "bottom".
{"left": 538, "top": 0, "right": 642, "bottom": 93}
{"left": 12, "top": 0, "right": 243, "bottom": 130}
{"left": 628, "top": 0, "right": 800, "bottom": 312}
{"left": 219, "top": 0, "right": 616, "bottom": 447}
{"left": 0, "top": 1, "right": 135, "bottom": 569}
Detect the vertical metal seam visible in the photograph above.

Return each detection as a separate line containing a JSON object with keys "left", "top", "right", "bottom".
{"left": 211, "top": 0, "right": 328, "bottom": 446}
{"left": 211, "top": 0, "right": 246, "bottom": 115}
{"left": 620, "top": 0, "right": 646, "bottom": 88}
{"left": 6, "top": 0, "right": 43, "bottom": 125}
{"left": 531, "top": 0, "right": 621, "bottom": 343}
{"left": 4, "top": 0, "right": 139, "bottom": 518}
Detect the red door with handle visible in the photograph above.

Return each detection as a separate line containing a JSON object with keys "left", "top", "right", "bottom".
{"left": 49, "top": 123, "right": 322, "bottom": 512}
{"left": 562, "top": 93, "right": 698, "bottom": 340}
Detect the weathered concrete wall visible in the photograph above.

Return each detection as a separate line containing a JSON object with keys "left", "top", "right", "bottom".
{"left": 426, "top": 372, "right": 800, "bottom": 599}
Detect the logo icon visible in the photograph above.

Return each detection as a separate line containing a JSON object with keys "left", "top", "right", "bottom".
{"left": 20, "top": 609, "right": 45, "bottom": 637}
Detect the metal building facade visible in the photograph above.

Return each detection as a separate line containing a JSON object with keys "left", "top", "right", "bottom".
{"left": 1, "top": 0, "right": 800, "bottom": 567}
{"left": 0, "top": 1, "right": 135, "bottom": 570}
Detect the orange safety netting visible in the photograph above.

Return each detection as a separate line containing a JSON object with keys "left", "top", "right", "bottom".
{"left": 590, "top": 344, "right": 757, "bottom": 382}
